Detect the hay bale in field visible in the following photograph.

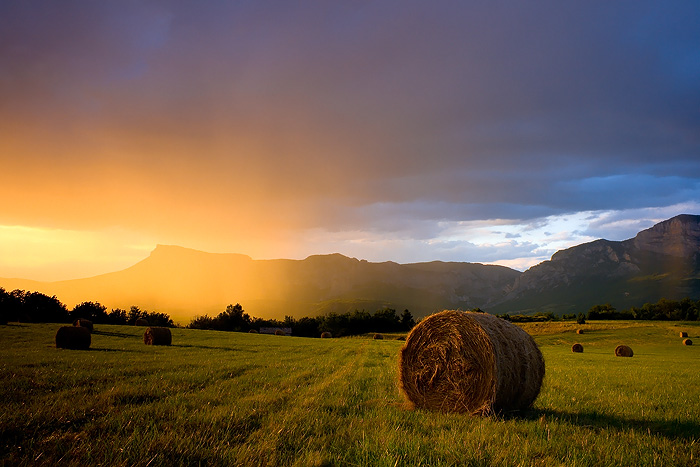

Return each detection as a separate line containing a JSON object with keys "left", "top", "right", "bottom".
{"left": 56, "top": 326, "right": 91, "bottom": 350}
{"left": 248, "top": 329, "right": 258, "bottom": 333}
{"left": 683, "top": 338, "right": 692, "bottom": 346}
{"left": 680, "top": 331, "right": 688, "bottom": 338}
{"left": 398, "top": 310, "right": 545, "bottom": 415}
{"left": 135, "top": 318, "right": 149, "bottom": 326}
{"left": 73, "top": 318, "right": 93, "bottom": 333}
{"left": 571, "top": 343, "right": 584, "bottom": 353}
{"left": 373, "top": 333, "right": 384, "bottom": 340}
{"left": 576, "top": 329, "right": 584, "bottom": 335}
{"left": 143, "top": 327, "right": 172, "bottom": 346}
{"left": 274, "top": 329, "right": 286, "bottom": 336}
{"left": 614, "top": 344, "right": 633, "bottom": 357}
{"left": 320, "top": 332, "right": 332, "bottom": 338}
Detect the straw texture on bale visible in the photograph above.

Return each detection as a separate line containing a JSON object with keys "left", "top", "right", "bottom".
{"left": 144, "top": 327, "right": 172, "bottom": 346}
{"left": 274, "top": 329, "right": 286, "bottom": 336}
{"left": 73, "top": 318, "right": 93, "bottom": 333}
{"left": 571, "top": 343, "right": 584, "bottom": 353}
{"left": 680, "top": 331, "right": 688, "bottom": 338}
{"left": 56, "top": 326, "right": 91, "bottom": 350}
{"left": 614, "top": 344, "right": 633, "bottom": 357}
{"left": 320, "top": 332, "right": 332, "bottom": 338}
{"left": 399, "top": 310, "right": 545, "bottom": 415}
{"left": 576, "top": 329, "right": 584, "bottom": 335}
{"left": 683, "top": 338, "right": 693, "bottom": 346}
{"left": 373, "top": 333, "right": 384, "bottom": 340}
{"left": 135, "top": 318, "right": 149, "bottom": 326}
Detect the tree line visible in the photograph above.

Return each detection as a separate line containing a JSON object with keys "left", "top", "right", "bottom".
{"left": 498, "top": 297, "right": 700, "bottom": 323}
{"left": 0, "top": 287, "right": 414, "bottom": 336}
{"left": 4, "top": 285, "right": 698, "bottom": 333}
{"left": 0, "top": 287, "right": 174, "bottom": 327}
{"left": 187, "top": 304, "right": 416, "bottom": 337}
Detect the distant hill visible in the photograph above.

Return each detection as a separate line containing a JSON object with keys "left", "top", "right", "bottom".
{"left": 487, "top": 214, "right": 700, "bottom": 315}
{"left": 2, "top": 214, "right": 699, "bottom": 322}
{"left": 0, "top": 246, "right": 519, "bottom": 323}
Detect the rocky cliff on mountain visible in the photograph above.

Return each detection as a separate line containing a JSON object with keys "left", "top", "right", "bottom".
{"left": 489, "top": 214, "right": 700, "bottom": 314}
{"left": 2, "top": 215, "right": 699, "bottom": 320}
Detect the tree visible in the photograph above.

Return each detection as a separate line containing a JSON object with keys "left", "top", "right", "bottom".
{"left": 107, "top": 308, "right": 128, "bottom": 325}
{"left": 213, "top": 304, "right": 251, "bottom": 331}
{"left": 70, "top": 301, "right": 108, "bottom": 323}
{"left": 400, "top": 309, "right": 415, "bottom": 330}
{"left": 587, "top": 303, "right": 617, "bottom": 320}
{"left": 188, "top": 314, "right": 214, "bottom": 329}
{"left": 127, "top": 306, "right": 144, "bottom": 325}
{"left": 23, "top": 292, "right": 68, "bottom": 323}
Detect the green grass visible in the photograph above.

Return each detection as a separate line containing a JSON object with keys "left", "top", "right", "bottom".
{"left": 1, "top": 321, "right": 699, "bottom": 466}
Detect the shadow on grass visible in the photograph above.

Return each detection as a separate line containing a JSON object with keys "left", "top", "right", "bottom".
{"left": 172, "top": 343, "right": 258, "bottom": 353}
{"left": 509, "top": 407, "right": 700, "bottom": 442}
{"left": 93, "top": 330, "right": 139, "bottom": 339}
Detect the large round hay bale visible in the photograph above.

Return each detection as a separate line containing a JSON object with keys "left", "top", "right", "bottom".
{"left": 320, "top": 332, "right": 332, "bottom": 338}
{"left": 73, "top": 318, "right": 93, "bottom": 333}
{"left": 144, "top": 327, "right": 172, "bottom": 346}
{"left": 571, "top": 343, "right": 584, "bottom": 353}
{"left": 248, "top": 329, "right": 258, "bottom": 333}
{"left": 399, "top": 310, "right": 545, "bottom": 415}
{"left": 683, "top": 338, "right": 693, "bottom": 346}
{"left": 576, "top": 329, "right": 584, "bottom": 335}
{"left": 274, "top": 329, "right": 286, "bottom": 336}
{"left": 614, "top": 344, "right": 633, "bottom": 357}
{"left": 373, "top": 333, "right": 384, "bottom": 340}
{"left": 680, "top": 331, "right": 688, "bottom": 338}
{"left": 135, "top": 318, "right": 149, "bottom": 326}
{"left": 56, "top": 326, "right": 91, "bottom": 350}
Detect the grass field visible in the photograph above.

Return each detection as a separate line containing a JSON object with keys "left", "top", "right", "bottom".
{"left": 1, "top": 320, "right": 699, "bottom": 466}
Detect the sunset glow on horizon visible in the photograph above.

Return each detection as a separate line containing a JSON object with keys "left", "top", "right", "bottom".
{"left": 2, "top": 2, "right": 699, "bottom": 282}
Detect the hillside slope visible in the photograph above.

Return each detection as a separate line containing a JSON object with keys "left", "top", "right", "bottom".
{"left": 0, "top": 246, "right": 519, "bottom": 322}
{"left": 3, "top": 214, "right": 699, "bottom": 321}
{"left": 488, "top": 214, "right": 700, "bottom": 314}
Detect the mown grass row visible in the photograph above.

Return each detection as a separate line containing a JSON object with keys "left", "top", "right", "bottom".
{"left": 1, "top": 321, "right": 698, "bottom": 466}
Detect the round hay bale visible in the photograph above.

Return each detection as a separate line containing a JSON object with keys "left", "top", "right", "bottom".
{"left": 373, "top": 333, "right": 384, "bottom": 340}
{"left": 398, "top": 310, "right": 545, "bottom": 415}
{"left": 274, "top": 329, "right": 286, "bottom": 336}
{"left": 144, "top": 327, "right": 172, "bottom": 346}
{"left": 683, "top": 338, "right": 692, "bottom": 346}
{"left": 680, "top": 331, "right": 688, "bottom": 338}
{"left": 320, "top": 332, "right": 332, "bottom": 338}
{"left": 614, "top": 344, "right": 633, "bottom": 357}
{"left": 576, "top": 329, "right": 584, "bottom": 335}
{"left": 135, "top": 318, "right": 149, "bottom": 326}
{"left": 56, "top": 326, "right": 91, "bottom": 350}
{"left": 73, "top": 318, "right": 93, "bottom": 333}
{"left": 248, "top": 329, "right": 258, "bottom": 333}
{"left": 571, "top": 343, "right": 584, "bottom": 353}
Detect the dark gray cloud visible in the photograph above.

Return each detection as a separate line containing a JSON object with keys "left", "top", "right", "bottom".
{"left": 1, "top": 1, "right": 698, "bottom": 269}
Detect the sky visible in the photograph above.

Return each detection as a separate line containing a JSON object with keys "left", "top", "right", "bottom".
{"left": 1, "top": 1, "right": 699, "bottom": 282}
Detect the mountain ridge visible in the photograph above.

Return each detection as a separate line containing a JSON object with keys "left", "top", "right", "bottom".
{"left": 488, "top": 214, "right": 700, "bottom": 314}
{"left": 2, "top": 214, "right": 699, "bottom": 322}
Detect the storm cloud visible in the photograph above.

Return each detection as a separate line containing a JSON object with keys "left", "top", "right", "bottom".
{"left": 1, "top": 1, "right": 698, "bottom": 278}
